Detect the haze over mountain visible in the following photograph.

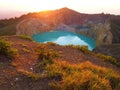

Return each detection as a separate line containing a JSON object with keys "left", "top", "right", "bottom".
{"left": 0, "top": 9, "right": 120, "bottom": 19}
{"left": 0, "top": 10, "right": 27, "bottom": 19}
{"left": 0, "top": 0, "right": 120, "bottom": 19}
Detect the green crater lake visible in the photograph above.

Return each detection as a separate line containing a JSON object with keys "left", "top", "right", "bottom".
{"left": 32, "top": 31, "right": 95, "bottom": 50}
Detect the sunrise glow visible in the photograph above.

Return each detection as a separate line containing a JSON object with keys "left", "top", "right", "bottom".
{"left": 0, "top": 0, "right": 120, "bottom": 18}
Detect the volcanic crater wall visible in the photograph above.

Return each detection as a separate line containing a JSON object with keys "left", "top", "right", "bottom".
{"left": 16, "top": 17, "right": 113, "bottom": 47}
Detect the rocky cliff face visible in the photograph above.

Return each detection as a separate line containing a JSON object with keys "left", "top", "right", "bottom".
{"left": 77, "top": 22, "right": 113, "bottom": 46}
{"left": 94, "top": 23, "right": 113, "bottom": 46}
{"left": 16, "top": 8, "right": 119, "bottom": 46}
{"left": 109, "top": 18, "right": 120, "bottom": 43}
{"left": 16, "top": 18, "right": 75, "bottom": 36}
{"left": 16, "top": 18, "right": 50, "bottom": 36}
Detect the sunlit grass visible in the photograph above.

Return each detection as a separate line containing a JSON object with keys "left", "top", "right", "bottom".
{"left": 18, "top": 69, "right": 42, "bottom": 80}
{"left": 46, "top": 60, "right": 120, "bottom": 90}
{"left": 36, "top": 44, "right": 60, "bottom": 68}
{"left": 0, "top": 38, "right": 18, "bottom": 59}
{"left": 18, "top": 35, "right": 33, "bottom": 41}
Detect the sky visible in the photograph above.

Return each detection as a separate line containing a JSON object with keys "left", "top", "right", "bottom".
{"left": 0, "top": 0, "right": 120, "bottom": 19}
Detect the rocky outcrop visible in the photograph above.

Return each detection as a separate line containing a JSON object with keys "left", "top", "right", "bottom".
{"left": 94, "top": 23, "right": 113, "bottom": 46}
{"left": 74, "top": 22, "right": 113, "bottom": 46}
{"left": 109, "top": 18, "right": 120, "bottom": 43}
{"left": 16, "top": 18, "right": 50, "bottom": 36}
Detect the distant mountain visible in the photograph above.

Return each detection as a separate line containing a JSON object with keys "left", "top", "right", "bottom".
{"left": 19, "top": 7, "right": 118, "bottom": 25}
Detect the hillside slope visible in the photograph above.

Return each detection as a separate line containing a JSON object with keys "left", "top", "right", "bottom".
{"left": 0, "top": 36, "right": 120, "bottom": 90}
{"left": 94, "top": 44, "right": 120, "bottom": 61}
{"left": 0, "top": 18, "right": 19, "bottom": 36}
{"left": 109, "top": 18, "right": 120, "bottom": 43}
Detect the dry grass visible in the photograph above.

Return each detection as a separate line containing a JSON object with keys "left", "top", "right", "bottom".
{"left": 95, "top": 53, "right": 120, "bottom": 67}
{"left": 18, "top": 69, "right": 42, "bottom": 80}
{"left": 46, "top": 60, "right": 120, "bottom": 90}
{"left": 0, "top": 39, "right": 18, "bottom": 59}
{"left": 18, "top": 35, "right": 33, "bottom": 41}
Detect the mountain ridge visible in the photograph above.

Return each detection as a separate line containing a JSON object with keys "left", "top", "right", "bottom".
{"left": 0, "top": 7, "right": 120, "bottom": 46}
{"left": 15, "top": 8, "right": 120, "bottom": 46}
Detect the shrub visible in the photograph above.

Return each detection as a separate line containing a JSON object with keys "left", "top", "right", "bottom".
{"left": 36, "top": 45, "right": 59, "bottom": 68}
{"left": 0, "top": 39, "right": 18, "bottom": 59}
{"left": 22, "top": 48, "right": 30, "bottom": 53}
{"left": 95, "top": 53, "right": 120, "bottom": 67}
{"left": 74, "top": 45, "right": 90, "bottom": 54}
{"left": 18, "top": 69, "right": 41, "bottom": 80}
{"left": 66, "top": 45, "right": 90, "bottom": 54}
{"left": 46, "top": 42, "right": 58, "bottom": 46}
{"left": 18, "top": 35, "right": 33, "bottom": 41}
{"left": 109, "top": 76, "right": 120, "bottom": 90}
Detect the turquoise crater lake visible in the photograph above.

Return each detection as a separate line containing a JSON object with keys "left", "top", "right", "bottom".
{"left": 32, "top": 31, "right": 95, "bottom": 50}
